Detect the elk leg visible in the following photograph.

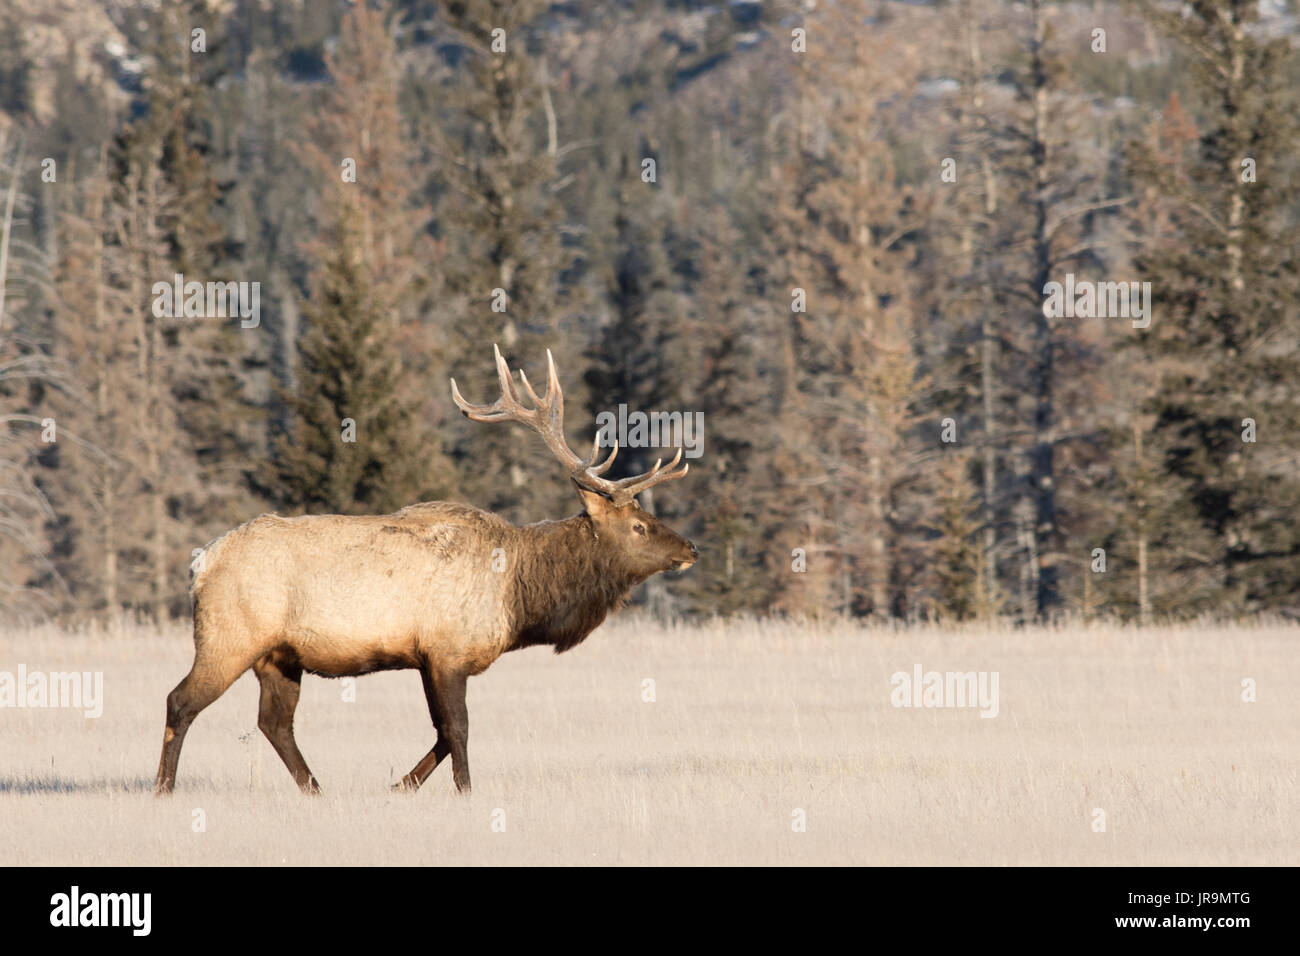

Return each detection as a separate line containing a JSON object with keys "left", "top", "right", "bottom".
{"left": 435, "top": 670, "right": 471, "bottom": 794}
{"left": 394, "top": 665, "right": 450, "bottom": 792}
{"left": 254, "top": 658, "right": 321, "bottom": 794}
{"left": 155, "top": 653, "right": 251, "bottom": 795}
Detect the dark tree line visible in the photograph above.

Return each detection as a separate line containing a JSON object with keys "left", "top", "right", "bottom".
{"left": 0, "top": 0, "right": 1296, "bottom": 623}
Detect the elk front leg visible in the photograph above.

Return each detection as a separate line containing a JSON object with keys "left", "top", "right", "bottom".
{"left": 436, "top": 670, "right": 471, "bottom": 794}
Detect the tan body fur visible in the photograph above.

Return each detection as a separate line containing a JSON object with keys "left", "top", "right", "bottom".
{"left": 195, "top": 505, "right": 517, "bottom": 679}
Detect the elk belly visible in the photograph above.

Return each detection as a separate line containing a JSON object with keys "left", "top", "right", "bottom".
{"left": 298, "top": 644, "right": 421, "bottom": 677}
{"left": 285, "top": 620, "right": 423, "bottom": 675}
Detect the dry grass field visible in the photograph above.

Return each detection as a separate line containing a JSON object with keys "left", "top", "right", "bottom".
{"left": 0, "top": 615, "right": 1295, "bottom": 865}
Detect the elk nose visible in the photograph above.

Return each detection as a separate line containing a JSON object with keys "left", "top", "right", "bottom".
{"left": 688, "top": 542, "right": 698, "bottom": 559}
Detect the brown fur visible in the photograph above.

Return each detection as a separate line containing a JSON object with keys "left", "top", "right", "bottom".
{"left": 154, "top": 487, "right": 696, "bottom": 796}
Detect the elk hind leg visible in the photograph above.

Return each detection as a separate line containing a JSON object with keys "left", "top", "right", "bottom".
{"left": 255, "top": 657, "right": 321, "bottom": 794}
{"left": 155, "top": 650, "right": 252, "bottom": 795}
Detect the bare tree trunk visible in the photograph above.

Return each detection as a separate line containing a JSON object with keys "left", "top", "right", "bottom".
{"left": 130, "top": 166, "right": 170, "bottom": 622}
{"left": 90, "top": 180, "right": 119, "bottom": 616}
{"left": 1133, "top": 421, "right": 1150, "bottom": 626}
{"left": 1027, "top": 0, "right": 1060, "bottom": 619}
{"left": 980, "top": 317, "right": 998, "bottom": 609}
{"left": 1221, "top": 13, "right": 1247, "bottom": 602}
{"left": 1017, "top": 503, "right": 1038, "bottom": 623}
{"left": 979, "top": 157, "right": 1000, "bottom": 612}
{"left": 1082, "top": 563, "right": 1092, "bottom": 622}
{"left": 961, "top": 0, "right": 1000, "bottom": 615}
{"left": 0, "top": 135, "right": 20, "bottom": 329}
{"left": 1224, "top": 17, "right": 1246, "bottom": 295}
{"left": 147, "top": 262, "right": 167, "bottom": 621}
{"left": 866, "top": 451, "right": 888, "bottom": 617}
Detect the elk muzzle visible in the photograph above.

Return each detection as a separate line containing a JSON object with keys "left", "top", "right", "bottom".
{"left": 675, "top": 541, "right": 699, "bottom": 571}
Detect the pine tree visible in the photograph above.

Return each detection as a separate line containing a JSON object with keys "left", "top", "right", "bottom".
{"left": 0, "top": 133, "right": 61, "bottom": 615}
{"left": 425, "top": 0, "right": 575, "bottom": 524}
{"left": 946, "top": 0, "right": 1128, "bottom": 621}
{"left": 261, "top": 1, "right": 447, "bottom": 515}
{"left": 763, "top": 0, "right": 929, "bottom": 617}
{"left": 930, "top": 452, "right": 984, "bottom": 622}
{"left": 1128, "top": 0, "right": 1300, "bottom": 613}
{"left": 42, "top": 156, "right": 136, "bottom": 617}
{"left": 112, "top": 0, "right": 261, "bottom": 609}
{"left": 0, "top": 2, "right": 30, "bottom": 121}
{"left": 677, "top": 209, "right": 771, "bottom": 616}
{"left": 267, "top": 207, "right": 423, "bottom": 515}
{"left": 922, "top": 0, "right": 1011, "bottom": 619}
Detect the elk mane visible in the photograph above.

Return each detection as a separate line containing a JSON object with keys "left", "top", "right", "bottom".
{"left": 508, "top": 515, "right": 640, "bottom": 653}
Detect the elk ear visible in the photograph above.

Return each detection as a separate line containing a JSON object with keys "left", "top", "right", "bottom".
{"left": 572, "top": 479, "right": 614, "bottom": 517}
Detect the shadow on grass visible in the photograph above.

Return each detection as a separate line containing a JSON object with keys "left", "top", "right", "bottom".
{"left": 0, "top": 776, "right": 155, "bottom": 795}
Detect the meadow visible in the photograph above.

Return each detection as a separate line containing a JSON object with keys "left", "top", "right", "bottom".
{"left": 1, "top": 615, "right": 1294, "bottom": 865}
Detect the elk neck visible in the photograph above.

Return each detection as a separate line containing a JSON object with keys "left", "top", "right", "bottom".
{"left": 507, "top": 514, "right": 643, "bottom": 654}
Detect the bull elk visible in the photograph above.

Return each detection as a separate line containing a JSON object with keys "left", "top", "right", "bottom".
{"left": 154, "top": 346, "right": 696, "bottom": 796}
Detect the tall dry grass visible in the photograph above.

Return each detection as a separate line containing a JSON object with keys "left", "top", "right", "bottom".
{"left": 0, "top": 614, "right": 1295, "bottom": 865}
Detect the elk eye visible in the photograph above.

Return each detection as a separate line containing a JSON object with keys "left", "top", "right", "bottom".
{"left": 632, "top": 524, "right": 646, "bottom": 536}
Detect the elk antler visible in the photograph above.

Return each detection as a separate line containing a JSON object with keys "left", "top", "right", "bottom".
{"left": 450, "top": 345, "right": 689, "bottom": 506}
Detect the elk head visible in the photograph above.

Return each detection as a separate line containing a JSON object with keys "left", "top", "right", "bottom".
{"left": 450, "top": 346, "right": 698, "bottom": 579}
